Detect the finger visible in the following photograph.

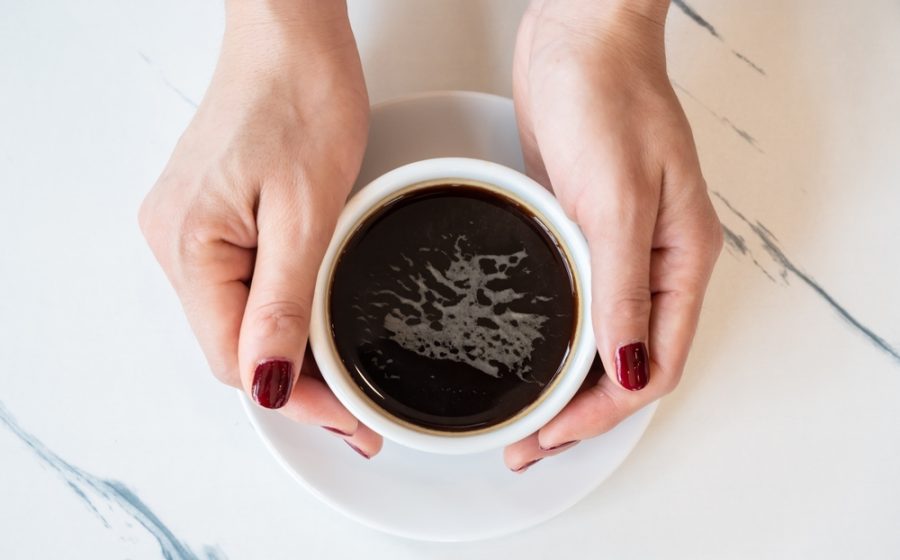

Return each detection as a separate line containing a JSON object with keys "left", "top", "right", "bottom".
{"left": 279, "top": 350, "right": 361, "bottom": 436}
{"left": 504, "top": 355, "right": 603, "bottom": 470}
{"left": 181, "top": 278, "right": 249, "bottom": 388}
{"left": 276, "top": 351, "right": 383, "bottom": 458}
{"left": 279, "top": 377, "right": 359, "bottom": 434}
{"left": 537, "top": 374, "right": 642, "bottom": 448}
{"left": 647, "top": 193, "right": 723, "bottom": 392}
{"left": 342, "top": 424, "right": 384, "bottom": 460}
{"left": 578, "top": 173, "right": 657, "bottom": 392}
{"left": 532, "top": 99, "right": 659, "bottom": 390}
{"left": 504, "top": 433, "right": 580, "bottom": 472}
{"left": 238, "top": 181, "right": 331, "bottom": 409}
{"left": 280, "top": 379, "right": 384, "bottom": 459}
{"left": 504, "top": 434, "right": 543, "bottom": 473}
{"left": 142, "top": 201, "right": 254, "bottom": 387}
{"left": 533, "top": 262, "right": 712, "bottom": 447}
{"left": 535, "top": 196, "right": 722, "bottom": 449}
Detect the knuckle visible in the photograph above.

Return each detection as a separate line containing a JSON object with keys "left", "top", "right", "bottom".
{"left": 262, "top": 177, "right": 300, "bottom": 201}
{"left": 696, "top": 220, "right": 725, "bottom": 263}
{"left": 176, "top": 205, "right": 231, "bottom": 265}
{"left": 138, "top": 191, "right": 166, "bottom": 250}
{"left": 651, "top": 359, "right": 683, "bottom": 396}
{"left": 585, "top": 387, "right": 626, "bottom": 435}
{"left": 140, "top": 177, "right": 227, "bottom": 259}
{"left": 686, "top": 208, "right": 725, "bottom": 260}
{"left": 139, "top": 179, "right": 212, "bottom": 266}
{"left": 598, "top": 288, "right": 652, "bottom": 323}
{"left": 573, "top": 176, "right": 647, "bottom": 233}
{"left": 710, "top": 221, "right": 725, "bottom": 256}
{"left": 656, "top": 372, "right": 680, "bottom": 396}
{"left": 141, "top": 173, "right": 257, "bottom": 287}
{"left": 177, "top": 225, "right": 213, "bottom": 264}
{"left": 250, "top": 299, "right": 311, "bottom": 339}
{"left": 700, "top": 187, "right": 725, "bottom": 257}
{"left": 209, "top": 364, "right": 240, "bottom": 388}
{"left": 198, "top": 349, "right": 241, "bottom": 388}
{"left": 137, "top": 197, "right": 153, "bottom": 238}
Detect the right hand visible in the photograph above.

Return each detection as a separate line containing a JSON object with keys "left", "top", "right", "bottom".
{"left": 139, "top": 0, "right": 382, "bottom": 459}
{"left": 503, "top": 0, "right": 722, "bottom": 471}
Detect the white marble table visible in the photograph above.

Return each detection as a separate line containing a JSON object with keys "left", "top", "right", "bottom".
{"left": 1, "top": 1, "right": 898, "bottom": 558}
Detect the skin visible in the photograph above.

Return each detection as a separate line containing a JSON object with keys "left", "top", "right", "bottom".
{"left": 139, "top": 0, "right": 383, "bottom": 456}
{"left": 140, "top": 0, "right": 722, "bottom": 468}
{"left": 503, "top": 0, "right": 722, "bottom": 470}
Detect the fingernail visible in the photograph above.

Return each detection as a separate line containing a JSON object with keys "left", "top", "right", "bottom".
{"left": 323, "top": 426, "right": 353, "bottom": 437}
{"left": 539, "top": 440, "right": 579, "bottom": 452}
{"left": 616, "top": 342, "right": 649, "bottom": 391}
{"left": 345, "top": 440, "right": 371, "bottom": 459}
{"left": 252, "top": 359, "right": 294, "bottom": 409}
{"left": 512, "top": 458, "right": 542, "bottom": 473}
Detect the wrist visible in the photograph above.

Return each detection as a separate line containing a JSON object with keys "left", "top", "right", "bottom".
{"left": 524, "top": 0, "right": 670, "bottom": 78}
{"left": 529, "top": 0, "right": 669, "bottom": 36}
{"left": 225, "top": 0, "right": 350, "bottom": 30}
{"left": 223, "top": 0, "right": 355, "bottom": 63}
{"left": 214, "top": 0, "right": 360, "bottom": 98}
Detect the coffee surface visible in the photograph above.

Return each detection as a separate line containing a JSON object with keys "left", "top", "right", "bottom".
{"left": 329, "top": 185, "right": 576, "bottom": 431}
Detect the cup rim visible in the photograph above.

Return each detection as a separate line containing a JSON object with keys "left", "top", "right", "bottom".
{"left": 309, "top": 157, "right": 594, "bottom": 454}
{"left": 321, "top": 178, "right": 580, "bottom": 438}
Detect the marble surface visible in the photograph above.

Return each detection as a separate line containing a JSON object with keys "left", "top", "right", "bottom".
{"left": 1, "top": 0, "right": 899, "bottom": 558}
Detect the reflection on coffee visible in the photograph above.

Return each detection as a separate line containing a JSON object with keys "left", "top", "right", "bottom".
{"left": 329, "top": 185, "right": 576, "bottom": 432}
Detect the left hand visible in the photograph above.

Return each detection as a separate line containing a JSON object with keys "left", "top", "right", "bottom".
{"left": 139, "top": 0, "right": 383, "bottom": 458}
{"left": 505, "top": 0, "right": 723, "bottom": 472}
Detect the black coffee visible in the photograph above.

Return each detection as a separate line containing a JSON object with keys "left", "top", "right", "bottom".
{"left": 329, "top": 184, "right": 576, "bottom": 432}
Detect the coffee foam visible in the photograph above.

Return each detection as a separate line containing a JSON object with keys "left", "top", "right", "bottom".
{"left": 361, "top": 236, "right": 551, "bottom": 382}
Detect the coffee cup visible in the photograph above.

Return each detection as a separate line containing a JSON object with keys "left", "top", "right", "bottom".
{"left": 309, "top": 157, "right": 593, "bottom": 454}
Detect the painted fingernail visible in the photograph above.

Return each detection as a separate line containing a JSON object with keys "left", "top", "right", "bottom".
{"left": 251, "top": 359, "right": 294, "bottom": 409}
{"left": 345, "top": 440, "right": 371, "bottom": 459}
{"left": 512, "top": 458, "right": 542, "bottom": 473}
{"left": 323, "top": 426, "right": 353, "bottom": 437}
{"left": 616, "top": 342, "right": 649, "bottom": 391}
{"left": 539, "top": 440, "right": 579, "bottom": 452}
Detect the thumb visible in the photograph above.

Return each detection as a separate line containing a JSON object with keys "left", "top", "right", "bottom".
{"left": 578, "top": 176, "right": 657, "bottom": 392}
{"left": 238, "top": 183, "right": 331, "bottom": 409}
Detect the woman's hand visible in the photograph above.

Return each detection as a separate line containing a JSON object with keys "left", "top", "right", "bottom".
{"left": 139, "top": 0, "right": 381, "bottom": 458}
{"left": 506, "top": 0, "right": 722, "bottom": 471}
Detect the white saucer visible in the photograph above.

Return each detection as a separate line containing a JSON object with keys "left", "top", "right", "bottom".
{"left": 240, "top": 91, "right": 658, "bottom": 542}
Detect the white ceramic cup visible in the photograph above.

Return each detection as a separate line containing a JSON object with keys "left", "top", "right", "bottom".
{"left": 309, "top": 157, "right": 594, "bottom": 454}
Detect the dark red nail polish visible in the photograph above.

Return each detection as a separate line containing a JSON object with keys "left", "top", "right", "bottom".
{"left": 252, "top": 359, "right": 294, "bottom": 409}
{"left": 512, "top": 458, "right": 542, "bottom": 473}
{"left": 345, "top": 440, "right": 371, "bottom": 459}
{"left": 323, "top": 426, "right": 352, "bottom": 437}
{"left": 539, "top": 440, "right": 579, "bottom": 452}
{"left": 616, "top": 342, "right": 649, "bottom": 391}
